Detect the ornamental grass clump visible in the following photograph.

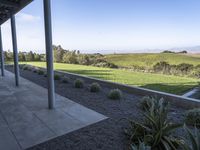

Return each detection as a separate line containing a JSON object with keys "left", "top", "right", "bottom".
{"left": 139, "top": 96, "right": 169, "bottom": 112}
{"left": 74, "top": 79, "right": 84, "bottom": 88}
{"left": 108, "top": 89, "right": 122, "bottom": 100}
{"left": 185, "top": 108, "right": 200, "bottom": 128}
{"left": 131, "top": 142, "right": 151, "bottom": 150}
{"left": 125, "top": 97, "right": 183, "bottom": 150}
{"left": 182, "top": 125, "right": 200, "bottom": 150}
{"left": 90, "top": 82, "right": 101, "bottom": 92}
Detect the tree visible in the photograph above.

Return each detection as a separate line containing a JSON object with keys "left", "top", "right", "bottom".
{"left": 62, "top": 51, "right": 78, "bottom": 64}
{"left": 162, "top": 50, "right": 175, "bottom": 53}
{"left": 18, "top": 52, "right": 26, "bottom": 61}
{"left": 4, "top": 50, "right": 13, "bottom": 61}
{"left": 78, "top": 54, "right": 91, "bottom": 65}
{"left": 34, "top": 54, "right": 41, "bottom": 61}
{"left": 53, "top": 45, "right": 64, "bottom": 62}
{"left": 178, "top": 50, "right": 187, "bottom": 54}
{"left": 26, "top": 51, "right": 35, "bottom": 61}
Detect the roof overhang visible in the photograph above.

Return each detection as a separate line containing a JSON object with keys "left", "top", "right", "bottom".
{"left": 0, "top": 0, "right": 33, "bottom": 25}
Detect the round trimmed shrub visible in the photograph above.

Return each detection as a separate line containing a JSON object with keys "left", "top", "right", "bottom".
{"left": 27, "top": 68, "right": 32, "bottom": 71}
{"left": 108, "top": 89, "right": 122, "bottom": 100}
{"left": 23, "top": 66, "right": 28, "bottom": 70}
{"left": 62, "top": 76, "right": 69, "bottom": 83}
{"left": 38, "top": 70, "right": 44, "bottom": 75}
{"left": 74, "top": 79, "right": 84, "bottom": 88}
{"left": 90, "top": 82, "right": 101, "bottom": 92}
{"left": 54, "top": 74, "right": 61, "bottom": 80}
{"left": 185, "top": 108, "right": 200, "bottom": 127}
{"left": 19, "top": 65, "right": 24, "bottom": 69}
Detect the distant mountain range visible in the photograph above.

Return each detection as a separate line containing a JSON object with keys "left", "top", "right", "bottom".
{"left": 137, "top": 46, "right": 200, "bottom": 54}
{"left": 97, "top": 46, "right": 200, "bottom": 54}
{"left": 169, "top": 46, "right": 200, "bottom": 53}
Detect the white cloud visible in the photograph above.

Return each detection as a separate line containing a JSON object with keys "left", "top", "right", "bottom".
{"left": 1, "top": 13, "right": 45, "bottom": 53}
{"left": 17, "top": 13, "right": 41, "bottom": 23}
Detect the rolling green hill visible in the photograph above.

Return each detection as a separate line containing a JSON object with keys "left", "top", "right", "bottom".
{"left": 106, "top": 53, "right": 200, "bottom": 69}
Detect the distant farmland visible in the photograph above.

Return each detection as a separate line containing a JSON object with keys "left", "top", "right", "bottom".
{"left": 105, "top": 53, "right": 200, "bottom": 69}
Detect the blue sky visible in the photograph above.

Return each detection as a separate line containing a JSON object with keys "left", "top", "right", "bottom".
{"left": 1, "top": 0, "right": 200, "bottom": 53}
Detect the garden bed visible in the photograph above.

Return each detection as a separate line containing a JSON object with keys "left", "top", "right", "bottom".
{"left": 5, "top": 65, "right": 189, "bottom": 150}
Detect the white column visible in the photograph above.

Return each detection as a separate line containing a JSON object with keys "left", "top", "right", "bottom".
{"left": 11, "top": 15, "right": 20, "bottom": 86}
{"left": 0, "top": 26, "right": 5, "bottom": 76}
{"left": 43, "top": 0, "right": 55, "bottom": 109}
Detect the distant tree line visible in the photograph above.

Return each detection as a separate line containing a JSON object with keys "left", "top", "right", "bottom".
{"left": 4, "top": 45, "right": 118, "bottom": 68}
{"left": 4, "top": 45, "right": 199, "bottom": 78}
{"left": 4, "top": 50, "right": 46, "bottom": 62}
{"left": 53, "top": 45, "right": 117, "bottom": 68}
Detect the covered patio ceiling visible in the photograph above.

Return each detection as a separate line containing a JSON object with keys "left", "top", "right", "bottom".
{"left": 0, "top": 0, "right": 33, "bottom": 25}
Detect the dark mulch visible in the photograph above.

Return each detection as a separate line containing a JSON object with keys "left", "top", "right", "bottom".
{"left": 5, "top": 66, "right": 186, "bottom": 150}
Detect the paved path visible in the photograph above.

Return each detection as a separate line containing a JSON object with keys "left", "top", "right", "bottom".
{"left": 0, "top": 70, "right": 107, "bottom": 150}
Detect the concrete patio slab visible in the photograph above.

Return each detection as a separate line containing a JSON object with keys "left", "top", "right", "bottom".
{"left": 34, "top": 109, "right": 84, "bottom": 135}
{"left": 0, "top": 113, "right": 7, "bottom": 127}
{"left": 62, "top": 103, "right": 107, "bottom": 125}
{"left": 0, "top": 70, "right": 107, "bottom": 150}
{"left": 0, "top": 127, "right": 21, "bottom": 150}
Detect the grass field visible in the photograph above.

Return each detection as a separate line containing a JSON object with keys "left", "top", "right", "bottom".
{"left": 20, "top": 62, "right": 200, "bottom": 95}
{"left": 106, "top": 53, "right": 200, "bottom": 69}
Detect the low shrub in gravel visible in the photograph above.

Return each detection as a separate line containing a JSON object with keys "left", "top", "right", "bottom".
{"left": 74, "top": 79, "right": 84, "bottom": 88}
{"left": 90, "top": 82, "right": 101, "bottom": 92}
{"left": 54, "top": 74, "right": 61, "bottom": 80}
{"left": 33, "top": 70, "right": 37, "bottom": 73}
{"left": 38, "top": 70, "right": 44, "bottom": 75}
{"left": 19, "top": 65, "right": 24, "bottom": 69}
{"left": 108, "top": 89, "right": 122, "bottom": 100}
{"left": 62, "top": 76, "right": 69, "bottom": 83}
{"left": 44, "top": 74, "right": 47, "bottom": 77}
{"left": 185, "top": 108, "right": 200, "bottom": 127}
{"left": 23, "top": 66, "right": 28, "bottom": 70}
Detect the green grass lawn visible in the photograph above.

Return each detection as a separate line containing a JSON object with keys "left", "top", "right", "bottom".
{"left": 106, "top": 53, "right": 200, "bottom": 69}
{"left": 191, "top": 88, "right": 200, "bottom": 99}
{"left": 20, "top": 62, "right": 200, "bottom": 95}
